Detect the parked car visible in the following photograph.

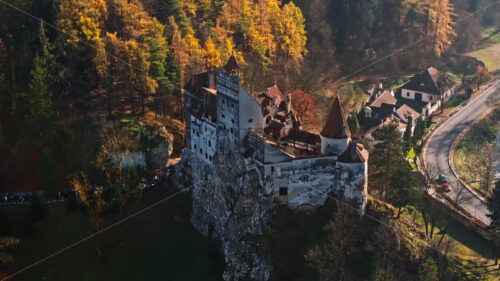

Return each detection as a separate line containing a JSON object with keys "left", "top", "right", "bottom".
{"left": 441, "top": 182, "right": 451, "bottom": 193}
{"left": 437, "top": 174, "right": 448, "bottom": 184}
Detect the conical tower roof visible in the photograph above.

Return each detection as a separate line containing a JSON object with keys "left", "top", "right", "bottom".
{"left": 320, "top": 96, "right": 351, "bottom": 139}
{"left": 223, "top": 55, "right": 241, "bottom": 72}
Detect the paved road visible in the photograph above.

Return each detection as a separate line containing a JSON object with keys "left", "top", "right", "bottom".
{"left": 424, "top": 82, "right": 500, "bottom": 225}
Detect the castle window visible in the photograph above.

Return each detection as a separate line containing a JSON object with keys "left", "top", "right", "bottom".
{"left": 208, "top": 141, "right": 212, "bottom": 147}
{"left": 248, "top": 118, "right": 253, "bottom": 123}
{"left": 200, "top": 149, "right": 203, "bottom": 154}
{"left": 406, "top": 92, "right": 410, "bottom": 97}
{"left": 231, "top": 119, "right": 234, "bottom": 124}
{"left": 271, "top": 166, "right": 274, "bottom": 173}
{"left": 222, "top": 99, "right": 225, "bottom": 104}
{"left": 194, "top": 144, "right": 197, "bottom": 150}
{"left": 279, "top": 187, "right": 288, "bottom": 196}
{"left": 231, "top": 103, "right": 235, "bottom": 108}
{"left": 205, "top": 153, "right": 208, "bottom": 159}
{"left": 230, "top": 128, "right": 233, "bottom": 134}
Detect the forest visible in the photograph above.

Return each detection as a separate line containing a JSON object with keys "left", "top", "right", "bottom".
{"left": 0, "top": 0, "right": 500, "bottom": 279}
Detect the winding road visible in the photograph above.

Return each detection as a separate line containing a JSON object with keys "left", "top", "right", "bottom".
{"left": 424, "top": 81, "right": 500, "bottom": 226}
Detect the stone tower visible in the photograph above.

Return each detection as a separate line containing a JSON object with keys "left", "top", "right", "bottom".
{"left": 216, "top": 55, "right": 242, "bottom": 146}
{"left": 320, "top": 96, "right": 351, "bottom": 155}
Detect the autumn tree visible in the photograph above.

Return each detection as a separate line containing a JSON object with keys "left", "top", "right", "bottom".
{"left": 475, "top": 65, "right": 493, "bottom": 90}
{"left": 57, "top": 0, "right": 108, "bottom": 83}
{"left": 427, "top": 0, "right": 456, "bottom": 57}
{"left": 0, "top": 237, "right": 20, "bottom": 265}
{"left": 203, "top": 36, "right": 221, "bottom": 71}
{"left": 95, "top": 121, "right": 142, "bottom": 214}
{"left": 290, "top": 89, "right": 319, "bottom": 130}
{"left": 70, "top": 172, "right": 108, "bottom": 233}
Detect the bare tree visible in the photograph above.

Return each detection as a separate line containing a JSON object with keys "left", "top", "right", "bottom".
{"left": 437, "top": 73, "right": 454, "bottom": 112}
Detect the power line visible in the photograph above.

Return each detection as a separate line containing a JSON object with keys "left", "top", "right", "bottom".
{"left": 0, "top": 183, "right": 197, "bottom": 281}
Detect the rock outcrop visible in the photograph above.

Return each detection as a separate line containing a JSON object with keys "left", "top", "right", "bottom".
{"left": 174, "top": 141, "right": 274, "bottom": 281}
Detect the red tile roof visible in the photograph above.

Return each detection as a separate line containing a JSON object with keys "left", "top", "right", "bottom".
{"left": 395, "top": 104, "right": 420, "bottom": 123}
{"left": 267, "top": 85, "right": 284, "bottom": 105}
{"left": 370, "top": 90, "right": 396, "bottom": 107}
{"left": 224, "top": 55, "right": 241, "bottom": 72}
{"left": 321, "top": 96, "right": 351, "bottom": 139}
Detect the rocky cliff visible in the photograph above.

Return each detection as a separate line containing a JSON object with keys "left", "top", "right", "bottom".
{"left": 174, "top": 141, "right": 274, "bottom": 281}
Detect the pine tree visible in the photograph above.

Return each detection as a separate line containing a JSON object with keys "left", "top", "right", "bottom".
{"left": 357, "top": 107, "right": 367, "bottom": 126}
{"left": 487, "top": 181, "right": 500, "bottom": 231}
{"left": 370, "top": 124, "right": 405, "bottom": 199}
{"left": 412, "top": 117, "right": 425, "bottom": 146}
{"left": 28, "top": 21, "right": 58, "bottom": 143}
{"left": 388, "top": 164, "right": 418, "bottom": 218}
{"left": 347, "top": 112, "right": 360, "bottom": 134}
{"left": 403, "top": 116, "right": 413, "bottom": 153}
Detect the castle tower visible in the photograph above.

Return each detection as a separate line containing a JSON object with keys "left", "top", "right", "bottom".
{"left": 320, "top": 96, "right": 351, "bottom": 155}
{"left": 216, "top": 55, "right": 242, "bottom": 146}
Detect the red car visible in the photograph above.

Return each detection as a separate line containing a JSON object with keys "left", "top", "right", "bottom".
{"left": 441, "top": 183, "right": 451, "bottom": 193}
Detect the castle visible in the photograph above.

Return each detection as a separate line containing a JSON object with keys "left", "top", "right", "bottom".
{"left": 184, "top": 56, "right": 369, "bottom": 211}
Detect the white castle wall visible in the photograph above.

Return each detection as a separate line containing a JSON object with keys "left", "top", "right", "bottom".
{"left": 320, "top": 136, "right": 350, "bottom": 155}
{"left": 190, "top": 115, "right": 217, "bottom": 165}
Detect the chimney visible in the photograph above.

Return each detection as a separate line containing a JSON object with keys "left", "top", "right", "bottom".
{"left": 208, "top": 72, "right": 215, "bottom": 89}
{"left": 286, "top": 93, "right": 292, "bottom": 113}
{"left": 379, "top": 82, "right": 383, "bottom": 89}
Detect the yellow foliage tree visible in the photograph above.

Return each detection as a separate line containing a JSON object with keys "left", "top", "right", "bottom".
{"left": 58, "top": 0, "right": 107, "bottom": 76}
{"left": 203, "top": 37, "right": 222, "bottom": 70}
{"left": 427, "top": 0, "right": 456, "bottom": 57}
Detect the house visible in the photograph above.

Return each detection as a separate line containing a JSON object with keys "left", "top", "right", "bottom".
{"left": 400, "top": 67, "right": 455, "bottom": 119}
{"left": 184, "top": 56, "right": 369, "bottom": 211}
{"left": 361, "top": 86, "right": 421, "bottom": 149}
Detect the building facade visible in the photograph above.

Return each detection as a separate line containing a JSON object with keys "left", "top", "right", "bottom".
{"left": 184, "top": 56, "right": 369, "bottom": 211}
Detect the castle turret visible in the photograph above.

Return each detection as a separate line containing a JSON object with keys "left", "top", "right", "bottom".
{"left": 216, "top": 55, "right": 242, "bottom": 146}
{"left": 320, "top": 96, "right": 351, "bottom": 155}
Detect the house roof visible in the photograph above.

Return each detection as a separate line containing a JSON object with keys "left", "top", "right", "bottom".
{"left": 402, "top": 67, "right": 446, "bottom": 96}
{"left": 223, "top": 55, "right": 241, "bottom": 72}
{"left": 284, "top": 128, "right": 321, "bottom": 145}
{"left": 321, "top": 96, "right": 351, "bottom": 139}
{"left": 370, "top": 90, "right": 396, "bottom": 107}
{"left": 267, "top": 85, "right": 284, "bottom": 105}
{"left": 395, "top": 104, "right": 420, "bottom": 123}
{"left": 184, "top": 72, "right": 211, "bottom": 93}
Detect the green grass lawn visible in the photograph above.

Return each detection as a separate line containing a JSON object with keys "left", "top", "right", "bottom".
{"left": 467, "top": 27, "right": 500, "bottom": 71}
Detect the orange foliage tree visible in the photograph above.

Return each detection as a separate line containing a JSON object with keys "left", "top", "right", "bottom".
{"left": 475, "top": 65, "right": 493, "bottom": 90}
{"left": 290, "top": 89, "right": 319, "bottom": 130}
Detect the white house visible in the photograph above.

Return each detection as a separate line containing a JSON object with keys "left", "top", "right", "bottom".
{"left": 400, "top": 67, "right": 454, "bottom": 119}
